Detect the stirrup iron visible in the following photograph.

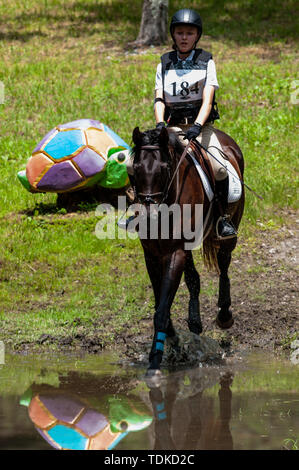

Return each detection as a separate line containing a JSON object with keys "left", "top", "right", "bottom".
{"left": 216, "top": 214, "right": 237, "bottom": 240}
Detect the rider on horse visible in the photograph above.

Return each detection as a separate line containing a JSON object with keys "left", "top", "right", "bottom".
{"left": 154, "top": 8, "right": 236, "bottom": 239}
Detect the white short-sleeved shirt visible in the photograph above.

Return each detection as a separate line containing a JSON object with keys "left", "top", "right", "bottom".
{"left": 155, "top": 50, "right": 219, "bottom": 109}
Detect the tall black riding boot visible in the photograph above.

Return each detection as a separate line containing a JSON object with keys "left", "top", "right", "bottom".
{"left": 214, "top": 177, "right": 237, "bottom": 239}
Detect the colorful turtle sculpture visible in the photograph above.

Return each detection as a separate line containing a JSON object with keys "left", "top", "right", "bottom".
{"left": 17, "top": 119, "right": 132, "bottom": 194}
{"left": 20, "top": 387, "right": 152, "bottom": 451}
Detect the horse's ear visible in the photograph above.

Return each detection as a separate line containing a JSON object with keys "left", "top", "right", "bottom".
{"left": 159, "top": 126, "right": 169, "bottom": 147}
{"left": 132, "top": 127, "right": 142, "bottom": 146}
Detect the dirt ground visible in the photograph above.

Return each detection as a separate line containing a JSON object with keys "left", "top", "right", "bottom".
{"left": 115, "top": 208, "right": 298, "bottom": 362}
{"left": 200, "top": 209, "right": 298, "bottom": 351}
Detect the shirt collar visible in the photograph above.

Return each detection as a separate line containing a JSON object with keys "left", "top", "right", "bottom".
{"left": 177, "top": 50, "right": 195, "bottom": 62}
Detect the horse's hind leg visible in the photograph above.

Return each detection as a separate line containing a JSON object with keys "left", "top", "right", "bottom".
{"left": 216, "top": 246, "right": 234, "bottom": 329}
{"left": 184, "top": 251, "right": 202, "bottom": 334}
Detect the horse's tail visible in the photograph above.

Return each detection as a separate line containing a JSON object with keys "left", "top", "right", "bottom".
{"left": 202, "top": 235, "right": 219, "bottom": 272}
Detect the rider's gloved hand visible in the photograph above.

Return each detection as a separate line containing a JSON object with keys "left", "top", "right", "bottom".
{"left": 156, "top": 122, "right": 166, "bottom": 129}
{"left": 184, "top": 123, "right": 202, "bottom": 141}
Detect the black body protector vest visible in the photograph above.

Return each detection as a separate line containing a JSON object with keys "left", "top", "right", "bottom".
{"left": 160, "top": 48, "right": 220, "bottom": 125}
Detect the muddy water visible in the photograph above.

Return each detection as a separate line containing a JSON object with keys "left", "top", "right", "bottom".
{"left": 0, "top": 351, "right": 298, "bottom": 450}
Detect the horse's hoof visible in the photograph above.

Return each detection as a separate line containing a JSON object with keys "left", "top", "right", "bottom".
{"left": 145, "top": 369, "right": 162, "bottom": 388}
{"left": 216, "top": 316, "right": 234, "bottom": 329}
{"left": 187, "top": 320, "right": 203, "bottom": 335}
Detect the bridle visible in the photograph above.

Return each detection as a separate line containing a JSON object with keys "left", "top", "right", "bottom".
{"left": 133, "top": 142, "right": 192, "bottom": 206}
{"left": 133, "top": 144, "right": 172, "bottom": 206}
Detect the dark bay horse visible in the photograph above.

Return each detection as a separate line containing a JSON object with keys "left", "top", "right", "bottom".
{"left": 131, "top": 126, "right": 244, "bottom": 375}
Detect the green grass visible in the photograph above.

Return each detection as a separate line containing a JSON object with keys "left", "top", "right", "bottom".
{"left": 0, "top": 0, "right": 298, "bottom": 349}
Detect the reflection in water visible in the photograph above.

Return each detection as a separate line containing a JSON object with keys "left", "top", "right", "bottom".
{"left": 149, "top": 371, "right": 233, "bottom": 451}
{"left": 20, "top": 382, "right": 152, "bottom": 450}
{"left": 19, "top": 366, "right": 234, "bottom": 450}
{"left": 1, "top": 352, "right": 297, "bottom": 450}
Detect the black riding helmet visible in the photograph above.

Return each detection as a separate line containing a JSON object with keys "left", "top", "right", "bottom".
{"left": 170, "top": 9, "right": 202, "bottom": 52}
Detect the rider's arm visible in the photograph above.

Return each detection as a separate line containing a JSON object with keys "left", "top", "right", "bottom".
{"left": 194, "top": 84, "right": 215, "bottom": 126}
{"left": 154, "top": 89, "right": 166, "bottom": 124}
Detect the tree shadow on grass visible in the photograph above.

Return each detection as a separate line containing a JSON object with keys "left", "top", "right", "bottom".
{"left": 0, "top": 31, "right": 47, "bottom": 42}
{"left": 1, "top": 0, "right": 142, "bottom": 43}
{"left": 1, "top": 0, "right": 298, "bottom": 45}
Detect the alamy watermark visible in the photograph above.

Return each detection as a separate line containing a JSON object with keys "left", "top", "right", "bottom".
{"left": 0, "top": 341, "right": 4, "bottom": 365}
{"left": 290, "top": 80, "right": 299, "bottom": 105}
{"left": 95, "top": 196, "right": 204, "bottom": 250}
{"left": 0, "top": 81, "right": 4, "bottom": 104}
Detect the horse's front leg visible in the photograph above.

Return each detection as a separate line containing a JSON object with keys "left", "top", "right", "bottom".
{"left": 148, "top": 385, "right": 175, "bottom": 449}
{"left": 216, "top": 247, "right": 234, "bottom": 328}
{"left": 144, "top": 248, "right": 177, "bottom": 342}
{"left": 148, "top": 249, "right": 186, "bottom": 373}
{"left": 184, "top": 251, "right": 202, "bottom": 334}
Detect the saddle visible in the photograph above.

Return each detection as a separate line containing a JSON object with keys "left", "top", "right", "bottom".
{"left": 187, "top": 140, "right": 243, "bottom": 204}
{"left": 191, "top": 140, "right": 215, "bottom": 187}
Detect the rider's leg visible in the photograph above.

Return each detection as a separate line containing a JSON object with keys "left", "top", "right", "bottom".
{"left": 214, "top": 175, "right": 237, "bottom": 239}
{"left": 196, "top": 124, "right": 237, "bottom": 239}
{"left": 169, "top": 124, "right": 237, "bottom": 239}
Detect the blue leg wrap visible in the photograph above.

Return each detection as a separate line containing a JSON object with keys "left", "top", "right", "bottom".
{"left": 155, "top": 331, "right": 167, "bottom": 352}
{"left": 156, "top": 402, "right": 166, "bottom": 421}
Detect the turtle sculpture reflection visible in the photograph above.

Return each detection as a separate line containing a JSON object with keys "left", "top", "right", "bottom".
{"left": 17, "top": 119, "right": 131, "bottom": 193}
{"left": 20, "top": 386, "right": 152, "bottom": 450}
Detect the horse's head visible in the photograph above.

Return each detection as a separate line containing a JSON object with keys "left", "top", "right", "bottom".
{"left": 131, "top": 126, "right": 173, "bottom": 206}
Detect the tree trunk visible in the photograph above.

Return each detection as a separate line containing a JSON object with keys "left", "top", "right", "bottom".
{"left": 133, "top": 0, "right": 168, "bottom": 46}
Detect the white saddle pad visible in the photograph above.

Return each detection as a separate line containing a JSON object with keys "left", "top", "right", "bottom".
{"left": 188, "top": 151, "right": 242, "bottom": 203}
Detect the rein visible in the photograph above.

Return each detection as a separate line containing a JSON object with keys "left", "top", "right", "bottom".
{"left": 140, "top": 139, "right": 264, "bottom": 203}
{"left": 163, "top": 141, "right": 193, "bottom": 204}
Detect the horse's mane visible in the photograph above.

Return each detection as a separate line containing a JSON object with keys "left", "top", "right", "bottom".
{"left": 140, "top": 128, "right": 161, "bottom": 146}
{"left": 132, "top": 128, "right": 184, "bottom": 159}
{"left": 131, "top": 129, "right": 157, "bottom": 160}
{"left": 167, "top": 129, "right": 184, "bottom": 156}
